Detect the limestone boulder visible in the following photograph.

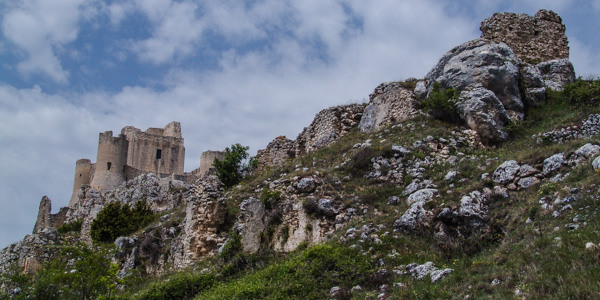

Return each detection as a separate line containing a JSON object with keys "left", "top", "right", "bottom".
{"left": 358, "top": 82, "right": 418, "bottom": 133}
{"left": 492, "top": 160, "right": 520, "bottom": 185}
{"left": 543, "top": 153, "right": 565, "bottom": 175}
{"left": 456, "top": 84, "right": 511, "bottom": 143}
{"left": 426, "top": 38, "right": 523, "bottom": 121}
{"left": 394, "top": 200, "right": 434, "bottom": 232}
{"left": 537, "top": 59, "right": 575, "bottom": 91}
{"left": 452, "top": 190, "right": 488, "bottom": 227}
{"left": 406, "top": 188, "right": 438, "bottom": 205}
{"left": 520, "top": 63, "right": 547, "bottom": 107}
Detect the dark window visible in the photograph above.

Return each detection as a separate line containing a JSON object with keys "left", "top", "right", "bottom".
{"left": 107, "top": 162, "right": 112, "bottom": 170}
{"left": 156, "top": 149, "right": 162, "bottom": 159}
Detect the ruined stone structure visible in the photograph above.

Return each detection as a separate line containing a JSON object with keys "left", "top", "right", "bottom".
{"left": 256, "top": 104, "right": 364, "bottom": 169}
{"left": 69, "top": 122, "right": 185, "bottom": 207}
{"left": 33, "top": 196, "right": 68, "bottom": 234}
{"left": 256, "top": 136, "right": 296, "bottom": 171}
{"left": 480, "top": 9, "right": 569, "bottom": 63}
{"left": 198, "top": 151, "right": 226, "bottom": 177}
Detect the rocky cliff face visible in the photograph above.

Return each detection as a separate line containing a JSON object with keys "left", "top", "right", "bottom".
{"left": 0, "top": 9, "right": 589, "bottom": 288}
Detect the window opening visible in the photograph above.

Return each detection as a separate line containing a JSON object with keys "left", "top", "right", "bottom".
{"left": 156, "top": 149, "right": 162, "bottom": 160}
{"left": 107, "top": 162, "right": 112, "bottom": 170}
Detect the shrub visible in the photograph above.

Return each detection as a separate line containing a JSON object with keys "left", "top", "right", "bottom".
{"left": 563, "top": 77, "right": 600, "bottom": 106}
{"left": 260, "top": 189, "right": 281, "bottom": 210}
{"left": 213, "top": 143, "right": 257, "bottom": 188}
{"left": 137, "top": 273, "right": 216, "bottom": 300}
{"left": 57, "top": 219, "right": 83, "bottom": 234}
{"left": 220, "top": 231, "right": 242, "bottom": 261}
{"left": 420, "top": 82, "right": 462, "bottom": 124}
{"left": 90, "top": 201, "right": 155, "bottom": 243}
{"left": 14, "top": 245, "right": 121, "bottom": 300}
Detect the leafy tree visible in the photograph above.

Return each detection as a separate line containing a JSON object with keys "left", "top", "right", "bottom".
{"left": 90, "top": 201, "right": 154, "bottom": 243}
{"left": 213, "top": 143, "right": 257, "bottom": 187}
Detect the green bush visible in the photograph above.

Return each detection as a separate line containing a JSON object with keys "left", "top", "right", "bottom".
{"left": 563, "top": 77, "right": 600, "bottom": 106}
{"left": 137, "top": 273, "right": 216, "bottom": 300}
{"left": 420, "top": 82, "right": 462, "bottom": 124}
{"left": 90, "top": 201, "right": 155, "bottom": 243}
{"left": 260, "top": 189, "right": 281, "bottom": 210}
{"left": 57, "top": 219, "right": 83, "bottom": 234}
{"left": 9, "top": 245, "right": 121, "bottom": 300}
{"left": 213, "top": 143, "right": 257, "bottom": 188}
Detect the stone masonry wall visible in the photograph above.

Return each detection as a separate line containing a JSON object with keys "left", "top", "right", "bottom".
{"left": 480, "top": 9, "right": 569, "bottom": 63}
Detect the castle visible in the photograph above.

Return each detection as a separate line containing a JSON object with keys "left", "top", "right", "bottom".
{"left": 68, "top": 122, "right": 222, "bottom": 207}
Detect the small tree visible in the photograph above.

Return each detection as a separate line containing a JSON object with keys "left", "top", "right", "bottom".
{"left": 213, "top": 143, "right": 257, "bottom": 187}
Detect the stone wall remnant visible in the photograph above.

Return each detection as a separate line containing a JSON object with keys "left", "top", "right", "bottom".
{"left": 480, "top": 9, "right": 569, "bottom": 63}
{"left": 359, "top": 82, "right": 418, "bottom": 133}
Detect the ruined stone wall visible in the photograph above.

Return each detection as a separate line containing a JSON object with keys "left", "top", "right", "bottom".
{"left": 295, "top": 104, "right": 364, "bottom": 156}
{"left": 90, "top": 131, "right": 128, "bottom": 191}
{"left": 480, "top": 9, "right": 569, "bottom": 63}
{"left": 256, "top": 136, "right": 296, "bottom": 170}
{"left": 69, "top": 159, "right": 93, "bottom": 207}
{"left": 124, "top": 122, "right": 185, "bottom": 176}
{"left": 198, "top": 151, "right": 225, "bottom": 177}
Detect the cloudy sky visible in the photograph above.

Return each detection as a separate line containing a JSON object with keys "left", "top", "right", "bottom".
{"left": 1, "top": 0, "right": 599, "bottom": 249}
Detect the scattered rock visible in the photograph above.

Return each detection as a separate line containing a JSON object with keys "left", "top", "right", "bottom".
{"left": 543, "top": 153, "right": 565, "bottom": 175}
{"left": 492, "top": 160, "right": 520, "bottom": 185}
{"left": 406, "top": 188, "right": 438, "bottom": 205}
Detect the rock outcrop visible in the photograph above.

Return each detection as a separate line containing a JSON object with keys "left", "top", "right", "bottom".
{"left": 426, "top": 38, "right": 523, "bottom": 121}
{"left": 359, "top": 82, "right": 418, "bottom": 133}
{"left": 537, "top": 59, "right": 576, "bottom": 91}
{"left": 456, "top": 84, "right": 512, "bottom": 143}
{"left": 480, "top": 9, "right": 569, "bottom": 63}
{"left": 170, "top": 176, "right": 227, "bottom": 267}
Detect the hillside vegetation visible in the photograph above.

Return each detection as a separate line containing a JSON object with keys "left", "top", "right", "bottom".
{"left": 3, "top": 78, "right": 600, "bottom": 300}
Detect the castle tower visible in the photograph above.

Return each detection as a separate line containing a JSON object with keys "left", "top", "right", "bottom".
{"left": 68, "top": 159, "right": 93, "bottom": 207}
{"left": 199, "top": 150, "right": 225, "bottom": 177}
{"left": 124, "top": 122, "right": 185, "bottom": 175}
{"left": 90, "top": 131, "right": 128, "bottom": 191}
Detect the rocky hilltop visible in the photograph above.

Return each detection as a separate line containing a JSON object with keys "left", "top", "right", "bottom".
{"left": 2, "top": 9, "right": 600, "bottom": 300}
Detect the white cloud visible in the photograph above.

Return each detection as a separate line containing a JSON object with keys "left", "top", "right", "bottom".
{"left": 569, "top": 37, "right": 600, "bottom": 78}
{"left": 132, "top": 0, "right": 206, "bottom": 64}
{"left": 1, "top": 0, "right": 96, "bottom": 83}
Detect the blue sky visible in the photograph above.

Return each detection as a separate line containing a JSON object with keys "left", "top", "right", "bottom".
{"left": 1, "top": 0, "right": 599, "bottom": 249}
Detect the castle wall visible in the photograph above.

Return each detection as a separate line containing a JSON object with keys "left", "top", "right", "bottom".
{"left": 198, "top": 151, "right": 226, "bottom": 177}
{"left": 125, "top": 130, "right": 185, "bottom": 175}
{"left": 480, "top": 9, "right": 569, "bottom": 63}
{"left": 90, "top": 131, "right": 128, "bottom": 191}
{"left": 69, "top": 159, "right": 93, "bottom": 207}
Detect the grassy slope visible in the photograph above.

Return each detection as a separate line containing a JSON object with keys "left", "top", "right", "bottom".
{"left": 7, "top": 86, "right": 599, "bottom": 299}
{"left": 123, "top": 90, "right": 600, "bottom": 299}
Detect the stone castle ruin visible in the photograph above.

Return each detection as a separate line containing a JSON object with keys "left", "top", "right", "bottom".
{"left": 480, "top": 10, "right": 569, "bottom": 63}
{"left": 70, "top": 122, "right": 189, "bottom": 207}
